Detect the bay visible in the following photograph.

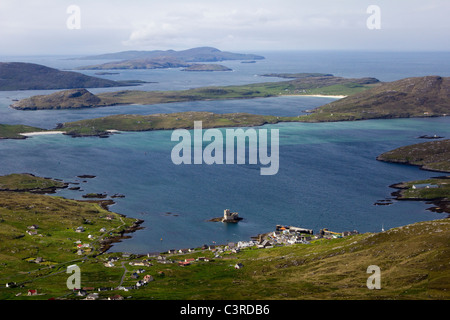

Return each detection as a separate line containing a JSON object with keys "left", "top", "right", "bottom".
{"left": 0, "top": 51, "right": 449, "bottom": 253}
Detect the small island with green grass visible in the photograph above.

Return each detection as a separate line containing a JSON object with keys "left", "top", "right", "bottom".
{"left": 377, "top": 139, "right": 450, "bottom": 214}
{"left": 181, "top": 64, "right": 232, "bottom": 72}
{"left": 10, "top": 73, "right": 380, "bottom": 110}
{"left": 0, "top": 173, "right": 67, "bottom": 193}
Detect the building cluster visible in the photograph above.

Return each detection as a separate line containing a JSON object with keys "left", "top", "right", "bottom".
{"left": 8, "top": 223, "right": 360, "bottom": 300}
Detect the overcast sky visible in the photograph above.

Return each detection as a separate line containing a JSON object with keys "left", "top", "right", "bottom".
{"left": 0, "top": 0, "right": 449, "bottom": 55}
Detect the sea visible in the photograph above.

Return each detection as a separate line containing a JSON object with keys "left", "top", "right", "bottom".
{"left": 0, "top": 51, "right": 449, "bottom": 254}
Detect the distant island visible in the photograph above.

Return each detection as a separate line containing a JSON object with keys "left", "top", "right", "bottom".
{"left": 75, "top": 46, "right": 264, "bottom": 61}
{"left": 0, "top": 62, "right": 142, "bottom": 91}
{"left": 260, "top": 72, "right": 334, "bottom": 79}
{"left": 4, "top": 75, "right": 450, "bottom": 140}
{"left": 10, "top": 74, "right": 379, "bottom": 110}
{"left": 10, "top": 74, "right": 450, "bottom": 121}
{"left": 181, "top": 64, "right": 232, "bottom": 72}
{"left": 76, "top": 47, "right": 263, "bottom": 70}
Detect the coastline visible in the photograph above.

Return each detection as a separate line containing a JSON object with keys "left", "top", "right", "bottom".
{"left": 281, "top": 94, "right": 348, "bottom": 99}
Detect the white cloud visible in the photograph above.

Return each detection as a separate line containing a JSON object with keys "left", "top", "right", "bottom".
{"left": 0, "top": 0, "right": 449, "bottom": 55}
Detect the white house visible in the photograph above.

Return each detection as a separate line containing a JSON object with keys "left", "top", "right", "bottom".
{"left": 75, "top": 226, "right": 85, "bottom": 233}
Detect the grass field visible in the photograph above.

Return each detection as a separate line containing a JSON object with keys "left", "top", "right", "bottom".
{"left": 0, "top": 176, "right": 139, "bottom": 300}
{"left": 377, "top": 139, "right": 450, "bottom": 173}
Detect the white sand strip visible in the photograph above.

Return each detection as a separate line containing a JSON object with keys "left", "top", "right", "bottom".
{"left": 282, "top": 94, "right": 347, "bottom": 99}
{"left": 19, "top": 131, "right": 65, "bottom": 137}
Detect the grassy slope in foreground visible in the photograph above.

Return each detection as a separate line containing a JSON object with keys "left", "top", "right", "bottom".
{"left": 0, "top": 179, "right": 139, "bottom": 298}
{"left": 0, "top": 174, "right": 448, "bottom": 300}
{"left": 0, "top": 194, "right": 448, "bottom": 300}
{"left": 181, "top": 64, "right": 232, "bottom": 72}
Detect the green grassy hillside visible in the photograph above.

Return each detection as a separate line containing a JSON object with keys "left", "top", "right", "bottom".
{"left": 0, "top": 124, "right": 46, "bottom": 139}
{"left": 0, "top": 62, "right": 139, "bottom": 91}
{"left": 0, "top": 173, "right": 448, "bottom": 300}
{"left": 303, "top": 76, "right": 450, "bottom": 122}
{"left": 377, "top": 139, "right": 450, "bottom": 173}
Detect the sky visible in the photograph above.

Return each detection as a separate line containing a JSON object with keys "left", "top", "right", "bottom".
{"left": 0, "top": 0, "right": 449, "bottom": 55}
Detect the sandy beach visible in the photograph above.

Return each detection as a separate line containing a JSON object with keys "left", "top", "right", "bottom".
{"left": 19, "top": 131, "right": 65, "bottom": 137}
{"left": 282, "top": 94, "right": 347, "bottom": 99}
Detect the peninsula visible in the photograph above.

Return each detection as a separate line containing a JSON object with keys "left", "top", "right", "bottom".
{"left": 377, "top": 139, "right": 450, "bottom": 173}
{"left": 302, "top": 76, "right": 450, "bottom": 122}
{"left": 0, "top": 173, "right": 67, "bottom": 193}
{"left": 0, "top": 124, "right": 47, "bottom": 139}
{"left": 0, "top": 62, "right": 142, "bottom": 91}
{"left": 377, "top": 139, "right": 450, "bottom": 214}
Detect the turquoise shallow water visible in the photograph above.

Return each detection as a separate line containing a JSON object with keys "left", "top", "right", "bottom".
{"left": 0, "top": 51, "right": 449, "bottom": 253}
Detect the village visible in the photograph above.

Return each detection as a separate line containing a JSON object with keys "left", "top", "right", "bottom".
{"left": 6, "top": 209, "right": 359, "bottom": 300}
{"left": 77, "top": 220, "right": 358, "bottom": 300}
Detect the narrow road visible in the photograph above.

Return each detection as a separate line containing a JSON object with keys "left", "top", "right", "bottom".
{"left": 118, "top": 261, "right": 128, "bottom": 287}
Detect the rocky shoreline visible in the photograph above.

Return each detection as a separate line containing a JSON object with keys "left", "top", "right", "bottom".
{"left": 0, "top": 173, "right": 69, "bottom": 194}
{"left": 389, "top": 180, "right": 450, "bottom": 214}
{"left": 99, "top": 218, "right": 145, "bottom": 254}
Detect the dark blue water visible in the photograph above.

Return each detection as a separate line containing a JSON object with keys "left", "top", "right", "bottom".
{"left": 0, "top": 51, "right": 449, "bottom": 253}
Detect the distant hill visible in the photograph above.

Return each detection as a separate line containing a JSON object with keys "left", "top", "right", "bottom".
{"left": 0, "top": 62, "right": 140, "bottom": 91}
{"left": 302, "top": 76, "right": 450, "bottom": 122}
{"left": 76, "top": 47, "right": 264, "bottom": 70}
{"left": 10, "top": 88, "right": 110, "bottom": 110}
{"left": 78, "top": 57, "right": 191, "bottom": 70}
